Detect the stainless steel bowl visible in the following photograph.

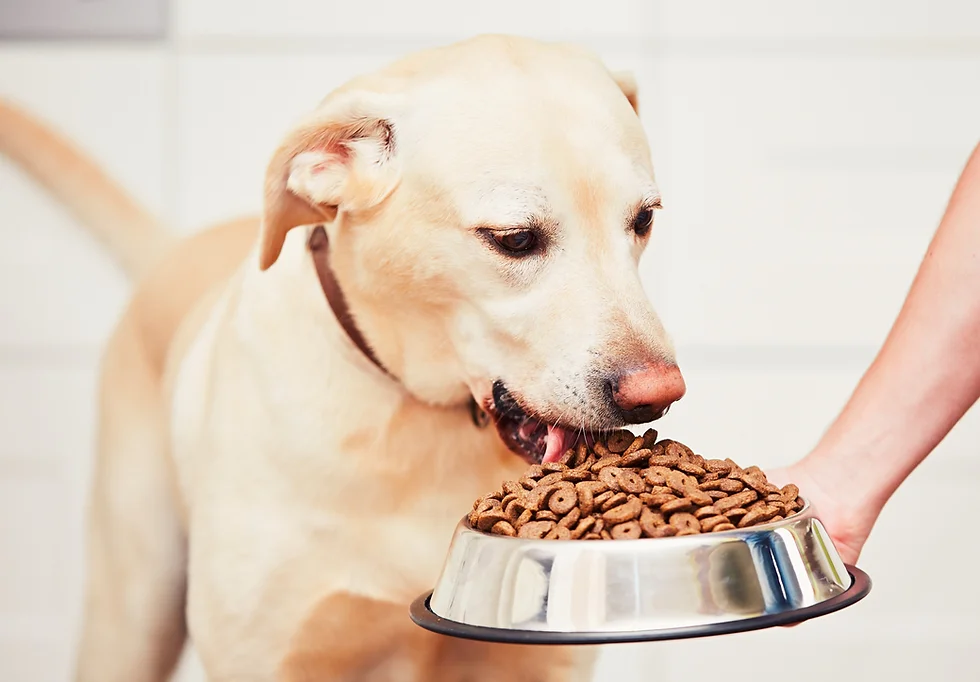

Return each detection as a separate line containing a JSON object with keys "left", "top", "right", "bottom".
{"left": 411, "top": 500, "right": 871, "bottom": 643}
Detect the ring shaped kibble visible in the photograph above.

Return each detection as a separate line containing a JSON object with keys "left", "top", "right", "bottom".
{"left": 470, "top": 430, "right": 804, "bottom": 540}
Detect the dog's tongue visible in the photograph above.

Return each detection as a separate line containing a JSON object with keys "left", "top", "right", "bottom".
{"left": 542, "top": 425, "right": 573, "bottom": 464}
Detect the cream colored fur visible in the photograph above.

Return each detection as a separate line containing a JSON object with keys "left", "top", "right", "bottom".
{"left": 0, "top": 35, "right": 678, "bottom": 682}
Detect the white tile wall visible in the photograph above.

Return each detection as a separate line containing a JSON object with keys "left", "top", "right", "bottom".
{"left": 656, "top": 52, "right": 980, "bottom": 348}
{"left": 175, "top": 0, "right": 660, "bottom": 41}
{"left": 2, "top": 1, "right": 979, "bottom": 680}
{"left": 659, "top": 0, "right": 980, "bottom": 40}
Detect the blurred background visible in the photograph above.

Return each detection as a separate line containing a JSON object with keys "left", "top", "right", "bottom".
{"left": 1, "top": 1, "right": 979, "bottom": 680}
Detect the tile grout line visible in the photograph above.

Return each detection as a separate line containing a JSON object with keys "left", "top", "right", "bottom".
{"left": 160, "top": 2, "right": 181, "bottom": 229}
{"left": 172, "top": 34, "right": 980, "bottom": 57}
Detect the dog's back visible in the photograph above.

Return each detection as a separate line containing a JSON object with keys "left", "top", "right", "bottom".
{"left": 0, "top": 97, "right": 259, "bottom": 681}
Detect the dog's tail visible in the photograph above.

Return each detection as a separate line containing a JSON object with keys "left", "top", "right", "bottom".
{"left": 0, "top": 98, "right": 175, "bottom": 280}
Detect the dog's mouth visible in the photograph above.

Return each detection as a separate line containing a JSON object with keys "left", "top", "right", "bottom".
{"left": 486, "top": 381, "right": 593, "bottom": 465}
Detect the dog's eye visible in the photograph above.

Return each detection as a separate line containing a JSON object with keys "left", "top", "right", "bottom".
{"left": 632, "top": 207, "right": 655, "bottom": 237}
{"left": 490, "top": 229, "right": 538, "bottom": 254}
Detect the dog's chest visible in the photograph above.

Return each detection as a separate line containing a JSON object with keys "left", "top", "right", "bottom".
{"left": 182, "top": 389, "right": 526, "bottom": 680}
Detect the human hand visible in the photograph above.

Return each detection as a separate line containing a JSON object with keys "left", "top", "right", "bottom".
{"left": 766, "top": 460, "right": 875, "bottom": 567}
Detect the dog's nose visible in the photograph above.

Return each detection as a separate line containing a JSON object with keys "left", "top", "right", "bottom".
{"left": 609, "top": 364, "right": 686, "bottom": 424}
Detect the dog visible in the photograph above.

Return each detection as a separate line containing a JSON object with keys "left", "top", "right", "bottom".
{"left": 1, "top": 34, "right": 686, "bottom": 682}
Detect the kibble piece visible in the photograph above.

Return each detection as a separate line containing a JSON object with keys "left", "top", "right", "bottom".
{"left": 666, "top": 471, "right": 692, "bottom": 496}
{"left": 591, "top": 455, "right": 621, "bottom": 472}
{"left": 620, "top": 447, "right": 652, "bottom": 467}
{"left": 600, "top": 492, "right": 629, "bottom": 512}
{"left": 524, "top": 464, "right": 544, "bottom": 479}
{"left": 688, "top": 490, "right": 714, "bottom": 507}
{"left": 584, "top": 532, "right": 601, "bottom": 540}
{"left": 576, "top": 480, "right": 608, "bottom": 494}
{"left": 611, "top": 520, "right": 642, "bottom": 539}
{"left": 491, "top": 520, "right": 517, "bottom": 536}
{"left": 646, "top": 492, "right": 679, "bottom": 507}
{"left": 669, "top": 512, "right": 700, "bottom": 534}
{"left": 693, "top": 505, "right": 720, "bottom": 519}
{"left": 593, "top": 490, "right": 614, "bottom": 508}
{"left": 742, "top": 473, "right": 771, "bottom": 495}
{"left": 724, "top": 508, "right": 748, "bottom": 522}
{"left": 569, "top": 516, "right": 595, "bottom": 539}
{"left": 711, "top": 522, "right": 737, "bottom": 533}
{"left": 558, "top": 507, "right": 581, "bottom": 529}
{"left": 519, "top": 474, "right": 539, "bottom": 490}
{"left": 676, "top": 460, "right": 706, "bottom": 476}
{"left": 649, "top": 452, "right": 681, "bottom": 468}
{"left": 549, "top": 488, "right": 578, "bottom": 515}
{"left": 639, "top": 506, "right": 665, "bottom": 537}
{"left": 592, "top": 518, "right": 605, "bottom": 534}
{"left": 715, "top": 490, "right": 758, "bottom": 513}
{"left": 598, "top": 467, "right": 623, "bottom": 491}
{"left": 718, "top": 479, "right": 745, "bottom": 493}
{"left": 477, "top": 510, "right": 509, "bottom": 532}
{"left": 707, "top": 490, "right": 729, "bottom": 500}
{"left": 607, "top": 430, "right": 636, "bottom": 453}
{"left": 737, "top": 504, "right": 780, "bottom": 528}
{"left": 642, "top": 468, "right": 667, "bottom": 486}
{"left": 502, "top": 480, "right": 523, "bottom": 496}
{"left": 602, "top": 497, "right": 643, "bottom": 524}
{"left": 563, "top": 468, "right": 591, "bottom": 482}
{"left": 545, "top": 525, "right": 572, "bottom": 540}
{"left": 475, "top": 497, "right": 501, "bottom": 514}
{"left": 536, "top": 510, "right": 558, "bottom": 522}
{"left": 699, "top": 515, "right": 731, "bottom": 532}
{"left": 518, "top": 520, "right": 556, "bottom": 539}
{"left": 537, "top": 472, "right": 566, "bottom": 487}
{"left": 661, "top": 497, "right": 694, "bottom": 514}
{"left": 522, "top": 485, "right": 547, "bottom": 511}
{"left": 704, "top": 459, "right": 732, "bottom": 474}
{"left": 514, "top": 509, "right": 533, "bottom": 529}
{"left": 664, "top": 441, "right": 692, "bottom": 459}
{"left": 617, "top": 469, "right": 647, "bottom": 494}
{"left": 577, "top": 486, "right": 596, "bottom": 516}
{"left": 623, "top": 436, "right": 646, "bottom": 456}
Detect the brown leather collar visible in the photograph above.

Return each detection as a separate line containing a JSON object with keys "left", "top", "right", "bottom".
{"left": 308, "top": 225, "right": 390, "bottom": 377}
{"left": 308, "top": 224, "right": 490, "bottom": 428}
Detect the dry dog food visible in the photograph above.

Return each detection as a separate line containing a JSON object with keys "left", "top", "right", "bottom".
{"left": 469, "top": 430, "right": 803, "bottom": 540}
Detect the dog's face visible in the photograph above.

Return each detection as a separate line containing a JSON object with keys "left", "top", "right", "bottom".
{"left": 259, "top": 36, "right": 685, "bottom": 464}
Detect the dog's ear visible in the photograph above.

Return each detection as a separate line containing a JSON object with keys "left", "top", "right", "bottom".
{"left": 258, "top": 92, "right": 402, "bottom": 270}
{"left": 611, "top": 71, "right": 639, "bottom": 114}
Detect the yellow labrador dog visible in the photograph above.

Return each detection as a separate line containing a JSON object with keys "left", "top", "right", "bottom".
{"left": 1, "top": 35, "right": 685, "bottom": 682}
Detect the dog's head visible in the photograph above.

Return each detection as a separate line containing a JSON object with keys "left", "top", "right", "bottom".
{"left": 258, "top": 35, "right": 685, "bottom": 464}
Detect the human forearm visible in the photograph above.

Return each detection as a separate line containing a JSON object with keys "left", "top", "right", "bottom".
{"left": 802, "top": 142, "right": 980, "bottom": 514}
